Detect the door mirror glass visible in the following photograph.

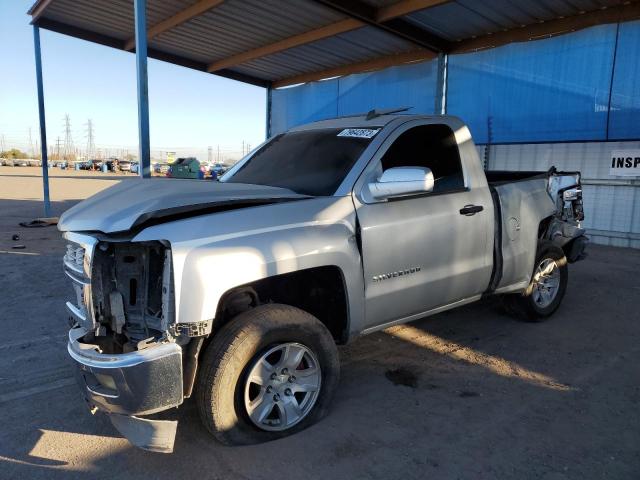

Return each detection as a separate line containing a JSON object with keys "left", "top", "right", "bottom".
{"left": 368, "top": 167, "right": 434, "bottom": 201}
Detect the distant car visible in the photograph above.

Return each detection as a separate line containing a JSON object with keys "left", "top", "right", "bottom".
{"left": 119, "top": 160, "right": 132, "bottom": 172}
{"left": 166, "top": 157, "right": 203, "bottom": 179}
{"left": 153, "top": 163, "right": 170, "bottom": 174}
{"left": 15, "top": 159, "right": 29, "bottom": 167}
{"left": 212, "top": 163, "right": 227, "bottom": 176}
{"left": 131, "top": 162, "right": 140, "bottom": 174}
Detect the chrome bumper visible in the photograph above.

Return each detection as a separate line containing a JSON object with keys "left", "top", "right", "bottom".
{"left": 68, "top": 327, "right": 183, "bottom": 452}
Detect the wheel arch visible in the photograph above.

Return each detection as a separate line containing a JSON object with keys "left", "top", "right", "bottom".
{"left": 213, "top": 265, "right": 351, "bottom": 344}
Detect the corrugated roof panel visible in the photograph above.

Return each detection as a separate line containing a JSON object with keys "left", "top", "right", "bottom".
{"left": 151, "top": 0, "right": 346, "bottom": 65}
{"left": 235, "top": 26, "right": 418, "bottom": 81}
{"left": 406, "top": 0, "right": 625, "bottom": 41}
{"left": 44, "top": 0, "right": 134, "bottom": 39}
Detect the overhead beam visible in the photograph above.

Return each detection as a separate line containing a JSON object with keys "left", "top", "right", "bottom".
{"left": 451, "top": 1, "right": 640, "bottom": 53}
{"left": 208, "top": 0, "right": 449, "bottom": 72}
{"left": 207, "top": 19, "right": 362, "bottom": 72}
{"left": 314, "top": 0, "right": 450, "bottom": 52}
{"left": 124, "top": 0, "right": 225, "bottom": 51}
{"left": 27, "top": 0, "right": 54, "bottom": 22}
{"left": 273, "top": 49, "right": 437, "bottom": 88}
{"left": 33, "top": 17, "right": 271, "bottom": 87}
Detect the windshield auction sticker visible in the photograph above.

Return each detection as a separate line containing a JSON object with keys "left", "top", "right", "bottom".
{"left": 337, "top": 128, "right": 380, "bottom": 139}
{"left": 610, "top": 150, "right": 640, "bottom": 176}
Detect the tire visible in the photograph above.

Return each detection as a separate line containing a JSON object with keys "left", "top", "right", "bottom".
{"left": 503, "top": 242, "right": 568, "bottom": 322}
{"left": 196, "top": 304, "right": 340, "bottom": 445}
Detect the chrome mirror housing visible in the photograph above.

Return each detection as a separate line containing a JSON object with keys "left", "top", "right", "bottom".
{"left": 368, "top": 167, "right": 434, "bottom": 201}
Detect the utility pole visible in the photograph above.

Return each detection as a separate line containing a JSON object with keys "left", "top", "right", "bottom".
{"left": 84, "top": 119, "right": 95, "bottom": 160}
{"left": 0, "top": 134, "right": 5, "bottom": 153}
{"left": 217, "top": 145, "right": 220, "bottom": 163}
{"left": 208, "top": 146, "right": 212, "bottom": 163}
{"left": 242, "top": 140, "right": 245, "bottom": 156}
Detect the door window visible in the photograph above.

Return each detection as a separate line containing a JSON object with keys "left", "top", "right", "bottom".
{"left": 381, "top": 124, "right": 465, "bottom": 194}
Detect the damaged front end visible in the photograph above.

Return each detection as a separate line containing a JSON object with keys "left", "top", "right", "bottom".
{"left": 63, "top": 232, "right": 194, "bottom": 453}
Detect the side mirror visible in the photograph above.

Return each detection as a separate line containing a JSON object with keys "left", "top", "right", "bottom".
{"left": 368, "top": 167, "right": 434, "bottom": 201}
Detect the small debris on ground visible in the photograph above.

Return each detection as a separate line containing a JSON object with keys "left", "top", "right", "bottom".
{"left": 458, "top": 390, "right": 480, "bottom": 398}
{"left": 385, "top": 368, "right": 418, "bottom": 388}
{"left": 12, "top": 234, "right": 20, "bottom": 241}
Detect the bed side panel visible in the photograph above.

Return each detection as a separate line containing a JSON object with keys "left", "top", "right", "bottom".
{"left": 494, "top": 178, "right": 556, "bottom": 292}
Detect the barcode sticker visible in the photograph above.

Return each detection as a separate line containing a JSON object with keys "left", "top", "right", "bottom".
{"left": 337, "top": 128, "right": 380, "bottom": 139}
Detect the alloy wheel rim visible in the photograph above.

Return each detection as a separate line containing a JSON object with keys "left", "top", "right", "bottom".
{"left": 531, "top": 258, "right": 560, "bottom": 308}
{"left": 244, "top": 342, "right": 321, "bottom": 432}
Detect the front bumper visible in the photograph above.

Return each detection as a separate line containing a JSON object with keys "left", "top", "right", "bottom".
{"left": 68, "top": 327, "right": 184, "bottom": 452}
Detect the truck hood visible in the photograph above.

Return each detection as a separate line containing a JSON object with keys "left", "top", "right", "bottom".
{"left": 58, "top": 179, "right": 309, "bottom": 234}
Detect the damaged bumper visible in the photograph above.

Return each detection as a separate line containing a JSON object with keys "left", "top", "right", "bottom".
{"left": 68, "top": 327, "right": 183, "bottom": 452}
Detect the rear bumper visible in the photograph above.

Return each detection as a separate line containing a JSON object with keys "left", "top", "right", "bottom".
{"left": 68, "top": 327, "right": 183, "bottom": 452}
{"left": 564, "top": 235, "right": 589, "bottom": 263}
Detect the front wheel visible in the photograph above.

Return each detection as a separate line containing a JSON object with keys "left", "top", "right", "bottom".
{"left": 503, "top": 243, "right": 568, "bottom": 322}
{"left": 196, "top": 304, "right": 340, "bottom": 445}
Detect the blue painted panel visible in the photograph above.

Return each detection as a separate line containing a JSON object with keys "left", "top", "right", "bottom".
{"left": 270, "top": 60, "right": 437, "bottom": 134}
{"left": 337, "top": 61, "right": 437, "bottom": 116}
{"left": 271, "top": 79, "right": 339, "bottom": 135}
{"left": 608, "top": 20, "right": 640, "bottom": 140}
{"left": 447, "top": 25, "right": 617, "bottom": 144}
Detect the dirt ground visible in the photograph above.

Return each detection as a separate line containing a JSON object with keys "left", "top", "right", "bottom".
{"left": 1, "top": 166, "right": 639, "bottom": 479}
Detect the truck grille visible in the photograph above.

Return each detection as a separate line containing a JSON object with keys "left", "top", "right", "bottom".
{"left": 63, "top": 241, "right": 92, "bottom": 330}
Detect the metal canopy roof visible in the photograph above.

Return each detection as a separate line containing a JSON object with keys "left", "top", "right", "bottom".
{"left": 28, "top": 0, "right": 640, "bottom": 89}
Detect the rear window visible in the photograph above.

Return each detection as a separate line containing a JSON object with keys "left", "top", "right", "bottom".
{"left": 224, "top": 128, "right": 377, "bottom": 196}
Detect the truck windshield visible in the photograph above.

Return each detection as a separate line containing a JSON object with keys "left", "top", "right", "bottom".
{"left": 224, "top": 128, "right": 376, "bottom": 196}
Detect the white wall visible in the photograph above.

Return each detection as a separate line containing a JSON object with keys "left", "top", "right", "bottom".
{"left": 477, "top": 141, "right": 640, "bottom": 249}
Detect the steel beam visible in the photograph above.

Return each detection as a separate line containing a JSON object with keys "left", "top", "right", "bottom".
{"left": 313, "top": 0, "right": 450, "bottom": 52}
{"left": 124, "top": 0, "right": 225, "bottom": 51}
{"left": 134, "top": 0, "right": 151, "bottom": 178}
{"left": 33, "top": 25, "right": 51, "bottom": 217}
{"left": 273, "top": 49, "right": 437, "bottom": 88}
{"left": 434, "top": 52, "right": 447, "bottom": 114}
{"left": 265, "top": 87, "right": 273, "bottom": 139}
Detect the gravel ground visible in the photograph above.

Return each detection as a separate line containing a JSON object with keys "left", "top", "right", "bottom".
{"left": 1, "top": 167, "right": 639, "bottom": 479}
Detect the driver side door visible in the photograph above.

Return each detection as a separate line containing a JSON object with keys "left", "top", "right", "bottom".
{"left": 354, "top": 121, "right": 494, "bottom": 331}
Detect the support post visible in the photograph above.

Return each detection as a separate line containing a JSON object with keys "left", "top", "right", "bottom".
{"left": 265, "top": 86, "right": 272, "bottom": 139}
{"left": 134, "top": 0, "right": 151, "bottom": 178}
{"left": 435, "top": 52, "right": 448, "bottom": 115}
{"left": 33, "top": 25, "right": 51, "bottom": 217}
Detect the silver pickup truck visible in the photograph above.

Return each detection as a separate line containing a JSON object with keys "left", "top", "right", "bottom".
{"left": 59, "top": 113, "right": 587, "bottom": 452}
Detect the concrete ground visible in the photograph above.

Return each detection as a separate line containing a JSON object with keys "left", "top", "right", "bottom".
{"left": 1, "top": 166, "right": 639, "bottom": 479}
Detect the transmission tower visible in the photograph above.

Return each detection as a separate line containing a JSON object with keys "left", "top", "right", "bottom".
{"left": 55, "top": 136, "right": 62, "bottom": 160}
{"left": 208, "top": 146, "right": 212, "bottom": 163}
{"left": 63, "top": 114, "right": 74, "bottom": 160}
{"left": 0, "top": 134, "right": 5, "bottom": 153}
{"left": 85, "top": 119, "right": 95, "bottom": 160}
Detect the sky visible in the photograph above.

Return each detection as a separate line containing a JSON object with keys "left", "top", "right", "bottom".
{"left": 0, "top": 0, "right": 267, "bottom": 161}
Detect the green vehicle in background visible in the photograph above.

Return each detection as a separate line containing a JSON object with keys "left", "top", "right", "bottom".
{"left": 167, "top": 157, "right": 204, "bottom": 179}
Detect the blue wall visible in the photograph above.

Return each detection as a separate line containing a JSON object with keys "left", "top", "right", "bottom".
{"left": 271, "top": 61, "right": 437, "bottom": 134}
{"left": 270, "top": 20, "right": 640, "bottom": 144}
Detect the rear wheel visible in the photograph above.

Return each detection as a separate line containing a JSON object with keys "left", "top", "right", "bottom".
{"left": 196, "top": 304, "right": 339, "bottom": 445}
{"left": 503, "top": 243, "right": 568, "bottom": 322}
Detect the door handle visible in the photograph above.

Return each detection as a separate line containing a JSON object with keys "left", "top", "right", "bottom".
{"left": 459, "top": 204, "right": 483, "bottom": 216}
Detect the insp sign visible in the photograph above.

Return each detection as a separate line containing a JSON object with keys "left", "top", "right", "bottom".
{"left": 610, "top": 150, "right": 640, "bottom": 177}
